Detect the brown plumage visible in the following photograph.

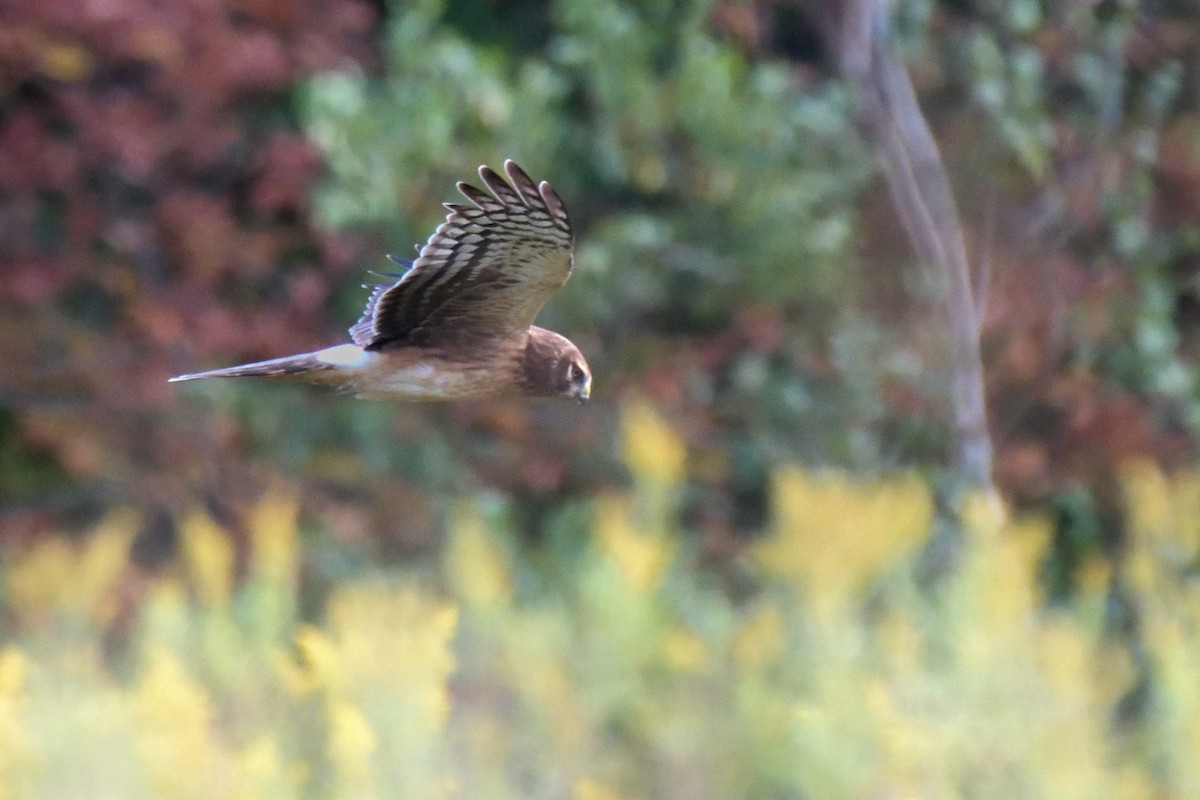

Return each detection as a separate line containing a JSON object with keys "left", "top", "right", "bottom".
{"left": 170, "top": 161, "right": 591, "bottom": 403}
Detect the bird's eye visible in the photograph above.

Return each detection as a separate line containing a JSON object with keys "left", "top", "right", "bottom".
{"left": 566, "top": 363, "right": 579, "bottom": 381}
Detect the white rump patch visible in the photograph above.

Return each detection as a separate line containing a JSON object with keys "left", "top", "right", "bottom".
{"left": 315, "top": 344, "right": 372, "bottom": 369}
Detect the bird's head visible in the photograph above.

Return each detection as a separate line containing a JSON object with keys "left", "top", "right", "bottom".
{"left": 522, "top": 328, "right": 592, "bottom": 403}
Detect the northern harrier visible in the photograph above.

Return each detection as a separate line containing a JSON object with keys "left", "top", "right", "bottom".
{"left": 170, "top": 161, "right": 591, "bottom": 403}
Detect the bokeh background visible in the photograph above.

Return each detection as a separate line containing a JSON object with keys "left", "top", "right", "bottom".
{"left": 3, "top": 0, "right": 1200, "bottom": 797}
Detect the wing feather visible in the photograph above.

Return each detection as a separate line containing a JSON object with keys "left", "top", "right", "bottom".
{"left": 478, "top": 166, "right": 524, "bottom": 207}
{"left": 350, "top": 160, "right": 573, "bottom": 351}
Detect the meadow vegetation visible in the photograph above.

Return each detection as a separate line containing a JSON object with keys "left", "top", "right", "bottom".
{"left": 2, "top": 404, "right": 1198, "bottom": 799}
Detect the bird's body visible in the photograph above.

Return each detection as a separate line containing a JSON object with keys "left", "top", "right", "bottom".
{"left": 170, "top": 162, "right": 592, "bottom": 403}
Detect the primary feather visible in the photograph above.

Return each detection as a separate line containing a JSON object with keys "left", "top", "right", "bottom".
{"left": 349, "top": 160, "right": 573, "bottom": 351}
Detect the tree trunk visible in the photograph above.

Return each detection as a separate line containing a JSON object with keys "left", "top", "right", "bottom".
{"left": 825, "top": 1, "right": 995, "bottom": 489}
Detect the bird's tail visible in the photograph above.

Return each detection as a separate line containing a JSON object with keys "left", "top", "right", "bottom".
{"left": 169, "top": 352, "right": 335, "bottom": 383}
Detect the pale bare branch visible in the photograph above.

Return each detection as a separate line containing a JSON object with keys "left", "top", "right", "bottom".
{"left": 824, "top": 0, "right": 994, "bottom": 488}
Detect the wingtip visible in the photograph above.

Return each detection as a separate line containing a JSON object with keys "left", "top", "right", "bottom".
{"left": 504, "top": 159, "right": 530, "bottom": 181}
{"left": 476, "top": 164, "right": 500, "bottom": 185}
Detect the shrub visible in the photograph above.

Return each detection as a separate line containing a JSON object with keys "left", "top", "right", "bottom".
{"left": 1, "top": 404, "right": 1198, "bottom": 798}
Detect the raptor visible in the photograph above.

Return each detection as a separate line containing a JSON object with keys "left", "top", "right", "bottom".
{"left": 170, "top": 161, "right": 591, "bottom": 404}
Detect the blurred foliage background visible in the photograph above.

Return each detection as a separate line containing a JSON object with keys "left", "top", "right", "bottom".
{"left": 3, "top": 0, "right": 1200, "bottom": 796}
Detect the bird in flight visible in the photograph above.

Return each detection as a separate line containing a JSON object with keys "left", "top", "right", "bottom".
{"left": 170, "top": 161, "right": 591, "bottom": 403}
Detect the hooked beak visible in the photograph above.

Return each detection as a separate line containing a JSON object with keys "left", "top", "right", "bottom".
{"left": 576, "top": 374, "right": 592, "bottom": 404}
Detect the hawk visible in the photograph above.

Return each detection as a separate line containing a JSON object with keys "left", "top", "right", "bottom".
{"left": 170, "top": 161, "right": 591, "bottom": 404}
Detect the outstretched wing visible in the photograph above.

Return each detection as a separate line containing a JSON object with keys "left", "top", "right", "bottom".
{"left": 350, "top": 160, "right": 573, "bottom": 351}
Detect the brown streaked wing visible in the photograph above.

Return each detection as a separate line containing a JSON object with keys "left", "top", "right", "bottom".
{"left": 350, "top": 161, "right": 573, "bottom": 351}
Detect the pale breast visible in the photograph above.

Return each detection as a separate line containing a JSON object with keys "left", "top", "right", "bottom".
{"left": 352, "top": 349, "right": 519, "bottom": 401}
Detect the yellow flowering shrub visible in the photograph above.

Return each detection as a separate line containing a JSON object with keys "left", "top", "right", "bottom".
{"left": 6, "top": 509, "right": 135, "bottom": 630}
{"left": 3, "top": 414, "right": 1200, "bottom": 798}
{"left": 0, "top": 647, "right": 31, "bottom": 800}
{"left": 758, "top": 468, "right": 933, "bottom": 618}
{"left": 621, "top": 400, "right": 687, "bottom": 488}
{"left": 133, "top": 648, "right": 227, "bottom": 799}
{"left": 593, "top": 494, "right": 674, "bottom": 594}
